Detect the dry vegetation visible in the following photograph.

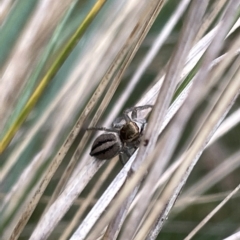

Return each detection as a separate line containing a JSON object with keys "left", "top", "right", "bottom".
{"left": 1, "top": 0, "right": 240, "bottom": 239}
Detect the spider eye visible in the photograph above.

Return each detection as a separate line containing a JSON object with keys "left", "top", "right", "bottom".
{"left": 90, "top": 133, "right": 121, "bottom": 160}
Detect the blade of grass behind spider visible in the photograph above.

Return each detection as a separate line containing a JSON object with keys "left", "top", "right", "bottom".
{"left": 176, "top": 150, "right": 240, "bottom": 211}
{"left": 0, "top": 0, "right": 107, "bottom": 154}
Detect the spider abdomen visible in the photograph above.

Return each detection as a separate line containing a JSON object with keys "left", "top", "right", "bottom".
{"left": 90, "top": 133, "right": 121, "bottom": 160}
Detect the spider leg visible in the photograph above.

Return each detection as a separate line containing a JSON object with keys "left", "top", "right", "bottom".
{"left": 119, "top": 152, "right": 127, "bottom": 166}
{"left": 123, "top": 105, "right": 153, "bottom": 121}
{"left": 131, "top": 105, "right": 153, "bottom": 119}
{"left": 119, "top": 146, "right": 134, "bottom": 165}
{"left": 87, "top": 127, "right": 119, "bottom": 133}
{"left": 112, "top": 116, "right": 126, "bottom": 129}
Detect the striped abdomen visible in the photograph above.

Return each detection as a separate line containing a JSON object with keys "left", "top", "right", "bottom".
{"left": 90, "top": 133, "right": 121, "bottom": 160}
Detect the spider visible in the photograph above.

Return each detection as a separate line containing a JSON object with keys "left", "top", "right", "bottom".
{"left": 87, "top": 105, "right": 153, "bottom": 164}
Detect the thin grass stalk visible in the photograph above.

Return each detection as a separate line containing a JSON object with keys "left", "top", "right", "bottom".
{"left": 102, "top": 182, "right": 139, "bottom": 240}
{"left": 209, "top": 107, "right": 240, "bottom": 145}
{"left": 178, "top": 191, "right": 240, "bottom": 206}
{"left": 184, "top": 184, "right": 240, "bottom": 240}
{"left": 194, "top": 0, "right": 228, "bottom": 42}
{"left": 175, "top": 150, "right": 240, "bottom": 209}
{"left": 0, "top": 148, "right": 41, "bottom": 213}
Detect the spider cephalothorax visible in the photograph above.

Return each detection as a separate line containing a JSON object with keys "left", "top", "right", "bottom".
{"left": 88, "top": 105, "right": 153, "bottom": 164}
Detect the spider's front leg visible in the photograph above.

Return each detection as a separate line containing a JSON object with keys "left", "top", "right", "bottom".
{"left": 87, "top": 126, "right": 119, "bottom": 133}
{"left": 123, "top": 105, "right": 153, "bottom": 123}
{"left": 112, "top": 116, "right": 126, "bottom": 129}
{"left": 131, "top": 105, "right": 153, "bottom": 120}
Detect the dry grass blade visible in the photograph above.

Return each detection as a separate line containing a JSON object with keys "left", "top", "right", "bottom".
{"left": 194, "top": 0, "right": 228, "bottom": 41}
{"left": 102, "top": 182, "right": 139, "bottom": 240}
{"left": 209, "top": 107, "right": 240, "bottom": 145}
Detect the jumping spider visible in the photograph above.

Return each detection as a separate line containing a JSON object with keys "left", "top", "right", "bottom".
{"left": 87, "top": 105, "right": 153, "bottom": 164}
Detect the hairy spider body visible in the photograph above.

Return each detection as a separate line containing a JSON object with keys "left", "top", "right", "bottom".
{"left": 88, "top": 105, "right": 153, "bottom": 164}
